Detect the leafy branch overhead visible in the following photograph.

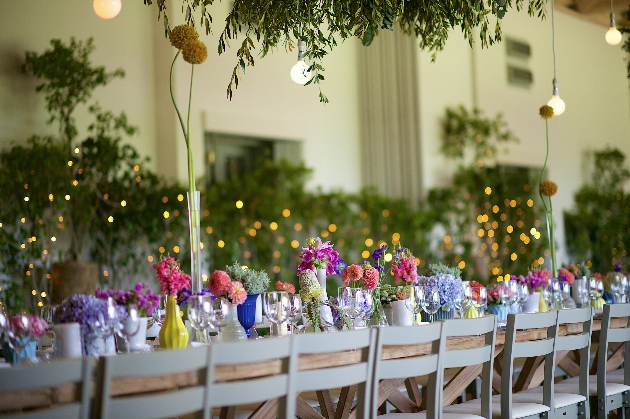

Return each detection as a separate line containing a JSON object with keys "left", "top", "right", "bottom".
{"left": 143, "top": 0, "right": 548, "bottom": 102}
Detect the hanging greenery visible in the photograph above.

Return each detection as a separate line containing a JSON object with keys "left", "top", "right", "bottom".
{"left": 564, "top": 147, "right": 630, "bottom": 273}
{"left": 142, "top": 0, "right": 547, "bottom": 102}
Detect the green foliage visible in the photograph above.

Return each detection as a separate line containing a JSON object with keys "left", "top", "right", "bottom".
{"left": 224, "top": 261, "right": 270, "bottom": 294}
{"left": 429, "top": 262, "right": 461, "bottom": 278}
{"left": 143, "top": 0, "right": 547, "bottom": 101}
{"left": 564, "top": 147, "right": 630, "bottom": 273}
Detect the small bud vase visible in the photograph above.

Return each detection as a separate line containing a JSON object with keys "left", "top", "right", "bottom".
{"left": 220, "top": 303, "right": 247, "bottom": 342}
{"left": 159, "top": 295, "right": 189, "bottom": 349}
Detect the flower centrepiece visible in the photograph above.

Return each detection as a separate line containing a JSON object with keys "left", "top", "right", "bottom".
{"left": 95, "top": 283, "right": 160, "bottom": 317}
{"left": 208, "top": 269, "right": 248, "bottom": 305}
{"left": 153, "top": 256, "right": 191, "bottom": 297}
{"left": 298, "top": 237, "right": 340, "bottom": 276}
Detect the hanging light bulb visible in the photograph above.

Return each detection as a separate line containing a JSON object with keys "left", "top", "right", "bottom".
{"left": 290, "top": 41, "right": 311, "bottom": 85}
{"left": 546, "top": 0, "right": 566, "bottom": 115}
{"left": 605, "top": 0, "right": 622, "bottom": 45}
{"left": 93, "top": 0, "right": 122, "bottom": 20}
{"left": 547, "top": 79, "right": 566, "bottom": 116}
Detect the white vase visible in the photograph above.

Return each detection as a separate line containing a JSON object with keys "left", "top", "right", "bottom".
{"left": 522, "top": 292, "right": 541, "bottom": 313}
{"left": 116, "top": 317, "right": 148, "bottom": 352}
{"left": 390, "top": 300, "right": 412, "bottom": 326}
{"left": 220, "top": 304, "right": 247, "bottom": 342}
{"left": 316, "top": 268, "right": 333, "bottom": 326}
{"left": 53, "top": 322, "right": 82, "bottom": 358}
{"left": 83, "top": 333, "right": 116, "bottom": 356}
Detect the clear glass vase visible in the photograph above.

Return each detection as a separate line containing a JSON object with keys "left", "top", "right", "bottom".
{"left": 187, "top": 191, "right": 206, "bottom": 343}
{"left": 220, "top": 304, "right": 247, "bottom": 342}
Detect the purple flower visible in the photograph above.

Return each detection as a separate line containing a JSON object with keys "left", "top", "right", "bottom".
{"left": 372, "top": 245, "right": 388, "bottom": 263}
{"left": 335, "top": 258, "right": 347, "bottom": 276}
{"left": 615, "top": 261, "right": 622, "bottom": 272}
{"left": 297, "top": 237, "right": 340, "bottom": 277}
{"left": 417, "top": 274, "right": 462, "bottom": 307}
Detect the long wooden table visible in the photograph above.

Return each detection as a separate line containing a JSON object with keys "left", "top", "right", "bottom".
{"left": 0, "top": 318, "right": 625, "bottom": 419}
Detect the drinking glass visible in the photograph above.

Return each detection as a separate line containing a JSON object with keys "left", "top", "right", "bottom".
{"left": 404, "top": 286, "right": 424, "bottom": 326}
{"left": 287, "top": 294, "right": 303, "bottom": 335}
{"left": 116, "top": 304, "right": 140, "bottom": 353}
{"left": 452, "top": 283, "right": 465, "bottom": 317}
{"left": 574, "top": 278, "right": 590, "bottom": 307}
{"left": 209, "top": 298, "right": 230, "bottom": 340}
{"left": 422, "top": 286, "right": 441, "bottom": 323}
{"left": 187, "top": 295, "right": 213, "bottom": 342}
{"left": 338, "top": 287, "right": 364, "bottom": 328}
{"left": 356, "top": 291, "right": 374, "bottom": 328}
{"left": 589, "top": 278, "right": 603, "bottom": 300}
{"left": 264, "top": 291, "right": 290, "bottom": 336}
{"left": 558, "top": 282, "right": 571, "bottom": 307}
{"left": 478, "top": 287, "right": 487, "bottom": 316}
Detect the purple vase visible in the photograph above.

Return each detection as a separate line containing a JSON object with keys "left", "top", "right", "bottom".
{"left": 237, "top": 293, "right": 259, "bottom": 337}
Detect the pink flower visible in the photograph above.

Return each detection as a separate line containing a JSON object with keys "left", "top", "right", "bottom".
{"left": 343, "top": 264, "right": 364, "bottom": 284}
{"left": 30, "top": 316, "right": 48, "bottom": 338}
{"left": 153, "top": 256, "right": 190, "bottom": 296}
{"left": 363, "top": 267, "right": 380, "bottom": 290}
{"left": 209, "top": 270, "right": 232, "bottom": 296}
{"left": 275, "top": 281, "right": 296, "bottom": 294}
{"left": 392, "top": 256, "right": 418, "bottom": 284}
{"left": 229, "top": 281, "right": 247, "bottom": 305}
{"left": 558, "top": 268, "right": 575, "bottom": 284}
{"left": 9, "top": 314, "right": 31, "bottom": 336}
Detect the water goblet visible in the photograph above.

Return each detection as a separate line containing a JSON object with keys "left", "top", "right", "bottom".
{"left": 356, "top": 291, "right": 374, "bottom": 328}
{"left": 6, "top": 314, "right": 33, "bottom": 364}
{"left": 404, "top": 286, "right": 424, "bottom": 325}
{"left": 116, "top": 304, "right": 140, "bottom": 353}
{"left": 338, "top": 287, "right": 364, "bottom": 328}
{"left": 477, "top": 287, "right": 487, "bottom": 316}
{"left": 287, "top": 294, "right": 303, "bottom": 335}
{"left": 422, "top": 286, "right": 441, "bottom": 323}
{"left": 518, "top": 284, "right": 529, "bottom": 312}
{"left": 187, "top": 295, "right": 213, "bottom": 342}
{"left": 209, "top": 298, "right": 230, "bottom": 340}
{"left": 264, "top": 291, "right": 290, "bottom": 336}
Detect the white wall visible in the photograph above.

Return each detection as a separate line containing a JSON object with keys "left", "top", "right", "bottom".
{"left": 416, "top": 8, "right": 630, "bottom": 265}
{"left": 0, "top": 0, "right": 158, "bottom": 170}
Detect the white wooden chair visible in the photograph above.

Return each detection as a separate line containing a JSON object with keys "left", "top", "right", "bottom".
{"left": 286, "top": 328, "right": 376, "bottom": 419}
{"left": 511, "top": 307, "right": 592, "bottom": 419}
{"left": 94, "top": 346, "right": 212, "bottom": 419}
{"left": 0, "top": 356, "right": 92, "bottom": 419}
{"left": 445, "top": 311, "right": 558, "bottom": 419}
{"left": 551, "top": 304, "right": 630, "bottom": 419}
{"left": 371, "top": 322, "right": 446, "bottom": 419}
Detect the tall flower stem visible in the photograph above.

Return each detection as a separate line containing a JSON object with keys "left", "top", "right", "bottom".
{"left": 539, "top": 118, "right": 557, "bottom": 278}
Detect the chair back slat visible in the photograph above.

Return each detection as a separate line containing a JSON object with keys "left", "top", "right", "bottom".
{"left": 557, "top": 306, "right": 592, "bottom": 324}
{"left": 107, "top": 387, "right": 206, "bottom": 419}
{"left": 555, "top": 332, "right": 590, "bottom": 351}
{"left": 376, "top": 354, "right": 440, "bottom": 381}
{"left": 511, "top": 338, "right": 555, "bottom": 358}
{"left": 443, "top": 345, "right": 492, "bottom": 368}
{"left": 606, "top": 327, "right": 630, "bottom": 343}
{"left": 603, "top": 303, "right": 630, "bottom": 318}
{"left": 513, "top": 311, "right": 557, "bottom": 330}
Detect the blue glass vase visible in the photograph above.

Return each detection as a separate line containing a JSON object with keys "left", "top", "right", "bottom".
{"left": 237, "top": 293, "right": 259, "bottom": 337}
{"left": 2, "top": 339, "right": 37, "bottom": 364}
{"left": 487, "top": 304, "right": 508, "bottom": 322}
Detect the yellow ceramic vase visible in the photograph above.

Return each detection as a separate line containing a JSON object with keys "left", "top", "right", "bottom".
{"left": 159, "top": 295, "right": 189, "bottom": 349}
{"left": 538, "top": 292, "right": 548, "bottom": 313}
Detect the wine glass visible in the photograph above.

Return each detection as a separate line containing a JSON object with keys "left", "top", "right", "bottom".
{"left": 518, "top": 284, "right": 530, "bottom": 312}
{"left": 558, "top": 282, "right": 571, "bottom": 308}
{"left": 6, "top": 314, "right": 32, "bottom": 364}
{"left": 263, "top": 291, "right": 290, "bottom": 336}
{"left": 208, "top": 298, "right": 230, "bottom": 341}
{"left": 116, "top": 304, "right": 140, "bottom": 353}
{"left": 187, "top": 295, "right": 213, "bottom": 342}
{"left": 151, "top": 296, "right": 167, "bottom": 327}
{"left": 287, "top": 294, "right": 303, "bottom": 335}
{"left": 452, "top": 283, "right": 465, "bottom": 317}
{"left": 86, "top": 298, "right": 116, "bottom": 354}
{"left": 356, "top": 291, "right": 374, "bottom": 329}
{"left": 477, "top": 287, "right": 487, "bottom": 316}
{"left": 422, "top": 286, "right": 441, "bottom": 323}
{"left": 404, "top": 286, "right": 424, "bottom": 326}
{"left": 338, "top": 287, "right": 364, "bottom": 328}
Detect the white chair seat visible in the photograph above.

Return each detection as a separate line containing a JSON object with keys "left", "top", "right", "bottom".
{"left": 379, "top": 412, "right": 484, "bottom": 419}
{"left": 549, "top": 375, "right": 630, "bottom": 396}
{"left": 443, "top": 398, "right": 550, "bottom": 419}
{"left": 510, "top": 390, "right": 586, "bottom": 408}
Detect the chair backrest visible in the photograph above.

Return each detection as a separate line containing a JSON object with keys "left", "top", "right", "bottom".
{"left": 556, "top": 307, "right": 593, "bottom": 402}
{"left": 94, "top": 346, "right": 212, "bottom": 419}
{"left": 206, "top": 336, "right": 292, "bottom": 418}
{"left": 371, "top": 322, "right": 445, "bottom": 419}
{"left": 502, "top": 311, "right": 558, "bottom": 419}
{"left": 598, "top": 304, "right": 630, "bottom": 392}
{"left": 442, "top": 316, "right": 497, "bottom": 419}
{"left": 287, "top": 328, "right": 376, "bottom": 419}
{"left": 0, "top": 356, "right": 92, "bottom": 419}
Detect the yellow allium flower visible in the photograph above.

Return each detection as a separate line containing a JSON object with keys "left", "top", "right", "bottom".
{"left": 182, "top": 39, "right": 208, "bottom": 64}
{"left": 169, "top": 24, "right": 199, "bottom": 50}
{"left": 539, "top": 105, "right": 554, "bottom": 120}
{"left": 539, "top": 180, "right": 558, "bottom": 197}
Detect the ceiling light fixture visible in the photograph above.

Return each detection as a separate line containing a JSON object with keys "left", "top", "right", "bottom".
{"left": 547, "top": 0, "right": 565, "bottom": 116}
{"left": 93, "top": 0, "right": 122, "bottom": 20}
{"left": 605, "top": 0, "right": 622, "bottom": 45}
{"left": 290, "top": 40, "right": 311, "bottom": 85}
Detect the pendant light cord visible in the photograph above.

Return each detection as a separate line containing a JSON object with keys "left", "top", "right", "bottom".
{"left": 551, "top": 0, "right": 557, "bottom": 81}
